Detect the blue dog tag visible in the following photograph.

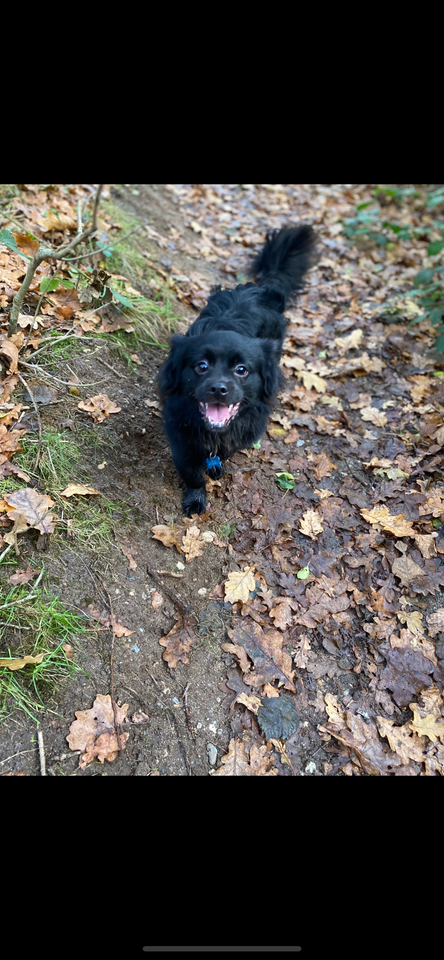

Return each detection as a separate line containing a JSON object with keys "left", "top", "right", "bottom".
{"left": 206, "top": 455, "right": 222, "bottom": 470}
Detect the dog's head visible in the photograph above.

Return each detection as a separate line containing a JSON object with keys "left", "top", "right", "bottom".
{"left": 158, "top": 330, "right": 281, "bottom": 430}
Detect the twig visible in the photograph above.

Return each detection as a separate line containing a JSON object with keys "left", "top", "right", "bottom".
{"left": 16, "top": 371, "right": 43, "bottom": 470}
{"left": 0, "top": 544, "right": 13, "bottom": 563}
{"left": 24, "top": 302, "right": 110, "bottom": 362}
{"left": 19, "top": 362, "right": 109, "bottom": 387}
{"left": 97, "top": 357, "right": 128, "bottom": 379}
{"left": 57, "top": 226, "right": 141, "bottom": 262}
{"left": 146, "top": 562, "right": 193, "bottom": 615}
{"left": 37, "top": 726, "right": 47, "bottom": 776}
{"left": 9, "top": 184, "right": 103, "bottom": 335}
{"left": 92, "top": 571, "right": 123, "bottom": 754}
{"left": 182, "top": 682, "right": 194, "bottom": 739}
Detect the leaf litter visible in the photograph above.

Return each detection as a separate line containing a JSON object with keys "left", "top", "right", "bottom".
{"left": 1, "top": 183, "right": 444, "bottom": 775}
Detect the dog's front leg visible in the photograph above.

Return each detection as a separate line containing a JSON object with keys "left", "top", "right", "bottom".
{"left": 172, "top": 454, "right": 208, "bottom": 516}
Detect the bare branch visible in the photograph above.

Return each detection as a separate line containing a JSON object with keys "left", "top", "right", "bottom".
{"left": 8, "top": 184, "right": 103, "bottom": 335}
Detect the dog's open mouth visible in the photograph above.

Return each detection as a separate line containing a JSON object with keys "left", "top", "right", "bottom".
{"left": 199, "top": 402, "right": 241, "bottom": 429}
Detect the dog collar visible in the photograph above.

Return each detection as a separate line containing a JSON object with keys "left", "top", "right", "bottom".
{"left": 206, "top": 455, "right": 222, "bottom": 470}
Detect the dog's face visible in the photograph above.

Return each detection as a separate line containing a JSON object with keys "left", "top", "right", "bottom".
{"left": 158, "top": 330, "right": 280, "bottom": 431}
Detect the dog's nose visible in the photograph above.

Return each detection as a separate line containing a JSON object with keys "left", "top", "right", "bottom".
{"left": 209, "top": 382, "right": 228, "bottom": 399}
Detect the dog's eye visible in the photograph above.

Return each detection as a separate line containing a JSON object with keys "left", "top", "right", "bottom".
{"left": 195, "top": 361, "right": 209, "bottom": 374}
{"left": 234, "top": 364, "right": 248, "bottom": 376}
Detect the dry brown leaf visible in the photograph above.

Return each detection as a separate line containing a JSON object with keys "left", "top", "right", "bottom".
{"left": 360, "top": 406, "right": 388, "bottom": 427}
{"left": 427, "top": 609, "right": 444, "bottom": 637}
{"left": 151, "top": 523, "right": 184, "bottom": 554}
{"left": 307, "top": 451, "right": 337, "bottom": 479}
{"left": 182, "top": 524, "right": 205, "bottom": 561}
{"left": 226, "top": 619, "right": 296, "bottom": 692}
{"left": 7, "top": 567, "right": 36, "bottom": 586}
{"left": 60, "top": 484, "right": 101, "bottom": 497}
{"left": 39, "top": 210, "right": 77, "bottom": 232}
{"left": 0, "top": 338, "right": 19, "bottom": 373}
{"left": 224, "top": 566, "right": 256, "bottom": 604}
{"left": 3, "top": 488, "right": 56, "bottom": 534}
{"left": 0, "top": 423, "right": 25, "bottom": 463}
{"left": 235, "top": 692, "right": 261, "bottom": 713}
{"left": 86, "top": 604, "right": 133, "bottom": 637}
{"left": 409, "top": 706, "right": 444, "bottom": 744}
{"left": 396, "top": 610, "right": 424, "bottom": 635}
{"left": 0, "top": 653, "right": 44, "bottom": 670}
{"left": 293, "top": 634, "right": 311, "bottom": 668}
{"left": 77, "top": 393, "right": 121, "bottom": 423}
{"left": 299, "top": 509, "right": 323, "bottom": 540}
{"left": 391, "top": 554, "right": 425, "bottom": 586}
{"left": 413, "top": 533, "right": 437, "bottom": 558}
{"left": 361, "top": 505, "right": 415, "bottom": 537}
{"left": 376, "top": 716, "right": 426, "bottom": 764}
{"left": 114, "top": 536, "right": 138, "bottom": 570}
{"left": 66, "top": 694, "right": 129, "bottom": 768}
{"left": 210, "top": 739, "right": 251, "bottom": 775}
{"left": 12, "top": 232, "right": 40, "bottom": 256}
{"left": 334, "top": 329, "right": 363, "bottom": 354}
{"left": 159, "top": 614, "right": 197, "bottom": 667}
{"left": 296, "top": 370, "right": 327, "bottom": 393}
{"left": 269, "top": 597, "right": 298, "bottom": 630}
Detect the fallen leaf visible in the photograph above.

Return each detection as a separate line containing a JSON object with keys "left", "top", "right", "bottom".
{"left": 182, "top": 524, "right": 205, "bottom": 561}
{"left": 391, "top": 554, "right": 425, "bottom": 586}
{"left": 296, "top": 370, "right": 328, "bottom": 393}
{"left": 427, "top": 609, "right": 444, "bottom": 637}
{"left": 151, "top": 523, "right": 184, "bottom": 554}
{"left": 3, "top": 488, "right": 56, "bottom": 534}
{"left": 0, "top": 653, "right": 44, "bottom": 670}
{"left": 299, "top": 509, "right": 323, "bottom": 540}
{"left": 66, "top": 693, "right": 129, "bottom": 768}
{"left": 396, "top": 610, "right": 424, "bottom": 635}
{"left": 361, "top": 505, "right": 415, "bottom": 537}
{"left": 226, "top": 619, "right": 296, "bottom": 692}
{"left": 86, "top": 604, "right": 133, "bottom": 637}
{"left": 0, "top": 338, "right": 19, "bottom": 373}
{"left": 60, "top": 484, "right": 101, "bottom": 497}
{"left": 159, "top": 614, "right": 197, "bottom": 667}
{"left": 360, "top": 406, "right": 388, "bottom": 427}
{"left": 409, "top": 706, "right": 444, "bottom": 743}
{"left": 224, "top": 566, "right": 256, "bottom": 604}
{"left": 77, "top": 393, "right": 121, "bottom": 423}
{"left": 7, "top": 567, "right": 36, "bottom": 585}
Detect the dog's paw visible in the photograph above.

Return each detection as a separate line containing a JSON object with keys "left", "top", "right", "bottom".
{"left": 207, "top": 463, "right": 225, "bottom": 480}
{"left": 182, "top": 487, "right": 207, "bottom": 516}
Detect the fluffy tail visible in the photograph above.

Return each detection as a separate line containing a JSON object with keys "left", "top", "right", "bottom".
{"left": 250, "top": 225, "right": 317, "bottom": 308}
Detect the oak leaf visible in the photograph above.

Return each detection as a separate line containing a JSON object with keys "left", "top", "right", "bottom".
{"left": 3, "top": 488, "right": 56, "bottom": 534}
{"left": 224, "top": 566, "right": 256, "bottom": 604}
{"left": 299, "top": 509, "right": 323, "bottom": 540}
{"left": 77, "top": 393, "right": 121, "bottom": 423}
{"left": 66, "top": 694, "right": 129, "bottom": 768}
{"left": 427, "top": 609, "right": 444, "bottom": 637}
{"left": 361, "top": 505, "right": 415, "bottom": 537}
{"left": 182, "top": 524, "right": 205, "bottom": 562}
{"left": 391, "top": 554, "right": 425, "bottom": 586}
{"left": 159, "top": 615, "right": 197, "bottom": 667}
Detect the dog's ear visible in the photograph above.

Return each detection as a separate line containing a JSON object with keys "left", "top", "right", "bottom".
{"left": 259, "top": 340, "right": 282, "bottom": 398}
{"left": 157, "top": 335, "right": 187, "bottom": 398}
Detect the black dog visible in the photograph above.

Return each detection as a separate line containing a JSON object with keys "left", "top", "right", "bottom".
{"left": 158, "top": 225, "right": 316, "bottom": 516}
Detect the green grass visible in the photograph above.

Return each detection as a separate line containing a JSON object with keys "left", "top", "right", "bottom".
{"left": 0, "top": 583, "right": 89, "bottom": 721}
{"left": 3, "top": 426, "right": 131, "bottom": 552}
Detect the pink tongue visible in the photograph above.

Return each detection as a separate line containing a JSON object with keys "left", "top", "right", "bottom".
{"left": 206, "top": 404, "right": 230, "bottom": 423}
